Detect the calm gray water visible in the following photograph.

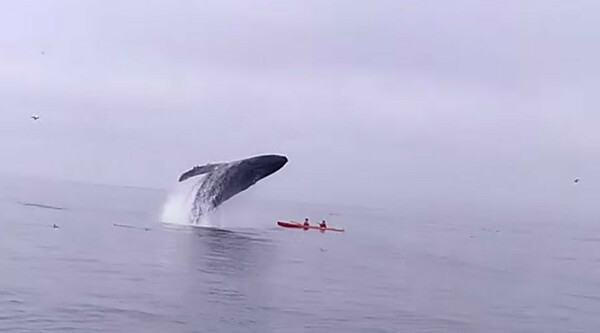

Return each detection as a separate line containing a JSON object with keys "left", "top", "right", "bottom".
{"left": 1, "top": 177, "right": 600, "bottom": 332}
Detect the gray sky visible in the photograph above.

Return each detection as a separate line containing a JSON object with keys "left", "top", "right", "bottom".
{"left": 1, "top": 0, "right": 599, "bottom": 208}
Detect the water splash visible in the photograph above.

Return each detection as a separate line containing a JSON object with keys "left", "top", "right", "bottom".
{"left": 160, "top": 178, "right": 198, "bottom": 225}
{"left": 160, "top": 165, "right": 233, "bottom": 227}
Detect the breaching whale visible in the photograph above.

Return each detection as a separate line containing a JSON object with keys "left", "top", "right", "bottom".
{"left": 178, "top": 154, "right": 288, "bottom": 221}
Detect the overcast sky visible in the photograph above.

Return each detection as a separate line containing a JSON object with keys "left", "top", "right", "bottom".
{"left": 1, "top": 1, "right": 599, "bottom": 208}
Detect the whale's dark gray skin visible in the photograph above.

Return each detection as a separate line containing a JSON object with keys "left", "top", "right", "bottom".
{"left": 178, "top": 154, "right": 288, "bottom": 219}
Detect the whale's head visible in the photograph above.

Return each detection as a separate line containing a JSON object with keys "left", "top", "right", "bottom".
{"left": 239, "top": 155, "right": 288, "bottom": 185}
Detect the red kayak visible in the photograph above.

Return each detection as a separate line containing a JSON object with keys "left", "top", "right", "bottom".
{"left": 277, "top": 221, "right": 345, "bottom": 232}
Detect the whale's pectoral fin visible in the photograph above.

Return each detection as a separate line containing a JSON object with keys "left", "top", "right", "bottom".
{"left": 178, "top": 163, "right": 225, "bottom": 182}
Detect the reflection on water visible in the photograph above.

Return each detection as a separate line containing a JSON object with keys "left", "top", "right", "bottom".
{"left": 172, "top": 227, "right": 277, "bottom": 331}
{"left": 191, "top": 227, "right": 273, "bottom": 277}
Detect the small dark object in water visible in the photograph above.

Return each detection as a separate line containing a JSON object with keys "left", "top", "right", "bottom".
{"left": 113, "top": 223, "right": 151, "bottom": 231}
{"left": 21, "top": 202, "right": 64, "bottom": 210}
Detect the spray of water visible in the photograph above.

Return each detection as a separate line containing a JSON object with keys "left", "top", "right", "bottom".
{"left": 160, "top": 165, "right": 233, "bottom": 227}
{"left": 160, "top": 176, "right": 214, "bottom": 227}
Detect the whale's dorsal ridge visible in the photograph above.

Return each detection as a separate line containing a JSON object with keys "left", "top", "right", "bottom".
{"left": 178, "top": 163, "right": 227, "bottom": 182}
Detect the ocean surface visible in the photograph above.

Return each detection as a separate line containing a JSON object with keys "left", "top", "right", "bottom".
{"left": 1, "top": 176, "right": 600, "bottom": 332}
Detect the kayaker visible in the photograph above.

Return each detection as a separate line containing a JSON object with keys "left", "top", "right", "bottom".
{"left": 319, "top": 220, "right": 327, "bottom": 229}
{"left": 303, "top": 218, "right": 310, "bottom": 227}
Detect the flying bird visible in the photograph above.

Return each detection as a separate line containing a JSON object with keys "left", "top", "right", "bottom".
{"left": 31, "top": 115, "right": 40, "bottom": 121}
{"left": 574, "top": 178, "right": 581, "bottom": 184}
